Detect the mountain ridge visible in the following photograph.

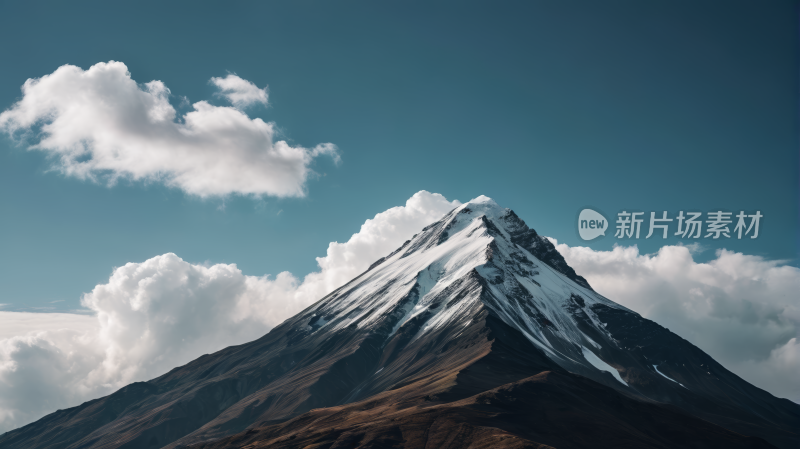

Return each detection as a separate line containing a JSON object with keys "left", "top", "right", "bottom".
{"left": 1, "top": 196, "right": 797, "bottom": 449}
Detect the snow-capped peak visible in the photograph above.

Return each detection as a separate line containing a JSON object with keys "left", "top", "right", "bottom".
{"left": 463, "top": 194, "right": 501, "bottom": 210}
{"left": 456, "top": 195, "right": 506, "bottom": 221}
{"left": 298, "top": 197, "right": 632, "bottom": 385}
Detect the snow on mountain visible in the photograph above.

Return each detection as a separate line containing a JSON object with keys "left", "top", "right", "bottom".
{"left": 297, "top": 196, "right": 630, "bottom": 385}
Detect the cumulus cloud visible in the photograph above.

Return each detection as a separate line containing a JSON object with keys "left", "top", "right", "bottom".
{"left": 550, "top": 240, "right": 800, "bottom": 403}
{"left": 210, "top": 74, "right": 268, "bottom": 109}
{"left": 0, "top": 191, "right": 459, "bottom": 432}
{"left": 0, "top": 61, "right": 338, "bottom": 197}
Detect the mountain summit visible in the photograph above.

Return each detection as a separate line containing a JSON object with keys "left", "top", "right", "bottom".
{"left": 2, "top": 197, "right": 798, "bottom": 449}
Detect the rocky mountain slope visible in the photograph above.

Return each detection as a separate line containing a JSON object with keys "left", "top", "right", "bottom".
{"left": 1, "top": 196, "right": 797, "bottom": 449}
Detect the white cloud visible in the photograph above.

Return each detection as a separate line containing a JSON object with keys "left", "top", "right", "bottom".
{"left": 0, "top": 61, "right": 338, "bottom": 197}
{"left": 0, "top": 329, "right": 103, "bottom": 429}
{"left": 0, "top": 312, "right": 96, "bottom": 340}
{"left": 0, "top": 191, "right": 459, "bottom": 432}
{"left": 550, "top": 239, "right": 800, "bottom": 403}
{"left": 210, "top": 74, "right": 268, "bottom": 109}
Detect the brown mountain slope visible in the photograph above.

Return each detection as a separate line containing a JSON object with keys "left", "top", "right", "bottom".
{"left": 189, "top": 371, "right": 774, "bottom": 449}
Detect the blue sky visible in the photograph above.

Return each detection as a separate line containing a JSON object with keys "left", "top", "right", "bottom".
{"left": 1, "top": 1, "right": 799, "bottom": 431}
{"left": 0, "top": 0, "right": 797, "bottom": 313}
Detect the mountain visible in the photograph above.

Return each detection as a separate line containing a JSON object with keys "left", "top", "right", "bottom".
{"left": 2, "top": 196, "right": 797, "bottom": 449}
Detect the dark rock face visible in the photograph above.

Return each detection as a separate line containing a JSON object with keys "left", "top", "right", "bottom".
{"left": 1, "top": 199, "right": 797, "bottom": 449}
{"left": 499, "top": 210, "right": 593, "bottom": 291}
{"left": 591, "top": 304, "right": 800, "bottom": 449}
